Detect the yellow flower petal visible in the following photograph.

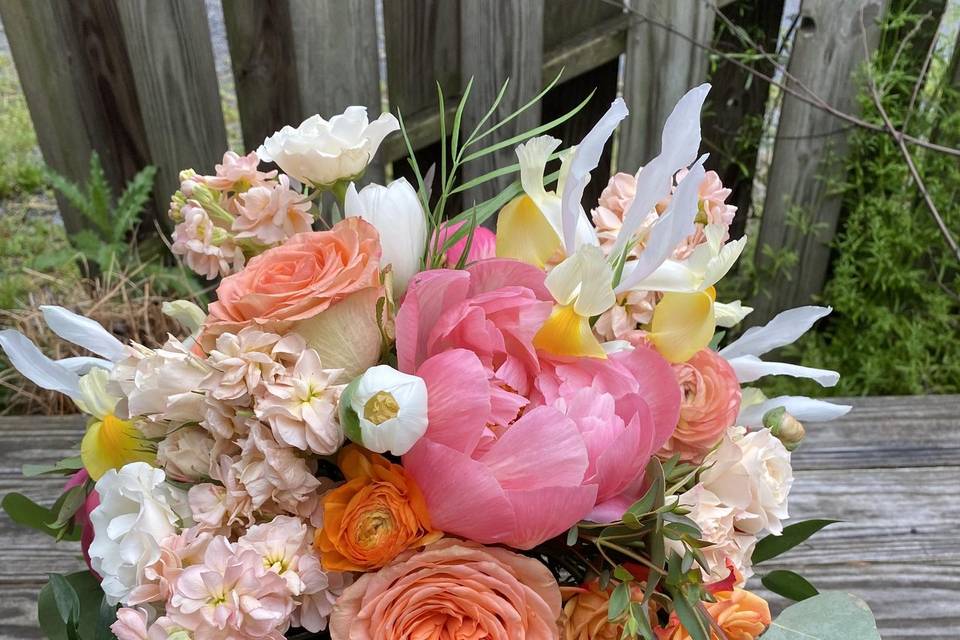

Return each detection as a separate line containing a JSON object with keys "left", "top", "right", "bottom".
{"left": 495, "top": 194, "right": 562, "bottom": 268}
{"left": 81, "top": 414, "right": 155, "bottom": 480}
{"left": 533, "top": 304, "right": 607, "bottom": 359}
{"left": 648, "top": 290, "right": 716, "bottom": 363}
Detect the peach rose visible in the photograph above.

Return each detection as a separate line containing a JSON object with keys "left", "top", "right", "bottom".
{"left": 656, "top": 588, "right": 771, "bottom": 640}
{"left": 329, "top": 538, "right": 562, "bottom": 640}
{"left": 202, "top": 217, "right": 382, "bottom": 345}
{"left": 660, "top": 348, "right": 741, "bottom": 462}
{"left": 561, "top": 580, "right": 643, "bottom": 640}
{"left": 314, "top": 445, "right": 441, "bottom": 572}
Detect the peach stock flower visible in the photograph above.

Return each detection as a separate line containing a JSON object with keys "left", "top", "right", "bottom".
{"left": 314, "top": 445, "right": 440, "bottom": 571}
{"left": 656, "top": 588, "right": 771, "bottom": 640}
{"left": 203, "top": 217, "right": 382, "bottom": 345}
{"left": 660, "top": 348, "right": 741, "bottom": 462}
{"left": 329, "top": 538, "right": 562, "bottom": 640}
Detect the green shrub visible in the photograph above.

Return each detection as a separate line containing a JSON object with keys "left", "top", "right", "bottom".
{"left": 0, "top": 53, "right": 44, "bottom": 197}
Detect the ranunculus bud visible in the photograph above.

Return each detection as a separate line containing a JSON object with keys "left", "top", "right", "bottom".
{"left": 763, "top": 406, "right": 806, "bottom": 451}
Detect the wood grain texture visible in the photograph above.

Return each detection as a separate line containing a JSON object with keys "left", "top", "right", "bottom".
{"left": 0, "top": 396, "right": 957, "bottom": 638}
{"left": 115, "top": 0, "right": 227, "bottom": 227}
{"left": 618, "top": 0, "right": 716, "bottom": 170}
{"left": 459, "top": 0, "right": 545, "bottom": 213}
{"left": 0, "top": 0, "right": 152, "bottom": 234}
{"left": 750, "top": 0, "right": 887, "bottom": 323}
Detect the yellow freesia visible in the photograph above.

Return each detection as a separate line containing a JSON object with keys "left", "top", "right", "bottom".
{"left": 81, "top": 414, "right": 156, "bottom": 480}
{"left": 647, "top": 288, "right": 717, "bottom": 363}
{"left": 533, "top": 245, "right": 614, "bottom": 359}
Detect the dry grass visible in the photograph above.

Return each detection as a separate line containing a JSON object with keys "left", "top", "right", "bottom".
{"left": 0, "top": 268, "right": 194, "bottom": 416}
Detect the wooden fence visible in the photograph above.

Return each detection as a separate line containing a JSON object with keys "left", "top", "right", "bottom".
{"left": 0, "top": 0, "right": 890, "bottom": 323}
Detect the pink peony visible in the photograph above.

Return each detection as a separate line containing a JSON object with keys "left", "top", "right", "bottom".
{"left": 432, "top": 220, "right": 497, "bottom": 267}
{"left": 660, "top": 348, "right": 741, "bottom": 462}
{"left": 232, "top": 175, "right": 313, "bottom": 245}
{"left": 168, "top": 536, "right": 294, "bottom": 639}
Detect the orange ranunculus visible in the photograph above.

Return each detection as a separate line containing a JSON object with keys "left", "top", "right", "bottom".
{"left": 314, "top": 445, "right": 440, "bottom": 571}
{"left": 202, "top": 217, "right": 382, "bottom": 346}
{"left": 656, "top": 588, "right": 771, "bottom": 640}
{"left": 330, "top": 538, "right": 562, "bottom": 640}
{"left": 560, "top": 580, "right": 642, "bottom": 640}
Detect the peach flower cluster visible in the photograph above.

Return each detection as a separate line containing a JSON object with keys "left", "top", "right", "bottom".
{"left": 656, "top": 588, "right": 771, "bottom": 640}
{"left": 170, "top": 151, "right": 313, "bottom": 279}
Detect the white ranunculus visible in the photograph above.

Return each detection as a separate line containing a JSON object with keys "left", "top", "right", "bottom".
{"left": 700, "top": 426, "right": 793, "bottom": 535}
{"left": 348, "top": 365, "right": 428, "bottom": 456}
{"left": 345, "top": 178, "right": 426, "bottom": 296}
{"left": 257, "top": 107, "right": 399, "bottom": 188}
{"left": 668, "top": 484, "right": 757, "bottom": 584}
{"left": 89, "top": 462, "right": 189, "bottom": 605}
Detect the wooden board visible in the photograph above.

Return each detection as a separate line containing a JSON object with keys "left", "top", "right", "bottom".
{"left": 0, "top": 396, "right": 957, "bottom": 638}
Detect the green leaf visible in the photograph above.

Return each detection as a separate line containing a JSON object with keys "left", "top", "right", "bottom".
{"left": 670, "top": 588, "right": 710, "bottom": 640}
{"left": 338, "top": 376, "right": 364, "bottom": 446}
{"left": 565, "top": 524, "right": 579, "bottom": 546}
{"left": 114, "top": 165, "right": 157, "bottom": 242}
{"left": 50, "top": 484, "right": 89, "bottom": 530}
{"left": 752, "top": 519, "right": 839, "bottom": 564}
{"left": 38, "top": 571, "right": 105, "bottom": 640}
{"left": 608, "top": 582, "right": 630, "bottom": 621}
{"left": 760, "top": 592, "right": 880, "bottom": 639}
{"left": 95, "top": 595, "right": 117, "bottom": 640}
{"left": 23, "top": 456, "right": 84, "bottom": 478}
{"left": 1, "top": 493, "right": 69, "bottom": 538}
{"left": 762, "top": 570, "right": 819, "bottom": 602}
{"left": 86, "top": 152, "right": 113, "bottom": 236}
{"left": 48, "top": 573, "right": 80, "bottom": 626}
{"left": 613, "top": 565, "right": 634, "bottom": 583}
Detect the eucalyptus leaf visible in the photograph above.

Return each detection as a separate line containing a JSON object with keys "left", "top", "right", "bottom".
{"left": 670, "top": 588, "right": 710, "bottom": 640}
{"left": 38, "top": 571, "right": 105, "bottom": 640}
{"left": 48, "top": 574, "right": 80, "bottom": 626}
{"left": 752, "top": 519, "right": 838, "bottom": 564}
{"left": 608, "top": 582, "right": 630, "bottom": 621}
{"left": 762, "top": 569, "right": 819, "bottom": 601}
{"left": 22, "top": 456, "right": 84, "bottom": 478}
{"left": 760, "top": 592, "right": 880, "bottom": 640}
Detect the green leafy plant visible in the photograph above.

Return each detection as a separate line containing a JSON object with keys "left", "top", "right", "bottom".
{"left": 43, "top": 153, "right": 157, "bottom": 273}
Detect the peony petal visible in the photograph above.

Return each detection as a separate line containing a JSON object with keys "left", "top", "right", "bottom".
{"left": 396, "top": 269, "right": 471, "bottom": 372}
{"left": 727, "top": 354, "right": 840, "bottom": 387}
{"left": 478, "top": 406, "right": 589, "bottom": 491}
{"left": 737, "top": 395, "right": 851, "bottom": 426}
{"left": 592, "top": 396, "right": 654, "bottom": 502}
{"left": 293, "top": 288, "right": 383, "bottom": 379}
{"left": 611, "top": 345, "right": 681, "bottom": 451}
{"left": 416, "top": 349, "right": 491, "bottom": 455}
{"left": 561, "top": 98, "right": 629, "bottom": 253}
{"left": 719, "top": 305, "right": 832, "bottom": 359}
{"left": 504, "top": 484, "right": 599, "bottom": 550}
{"left": 0, "top": 330, "right": 81, "bottom": 400}
{"left": 466, "top": 258, "right": 552, "bottom": 300}
{"left": 647, "top": 290, "right": 716, "bottom": 364}
{"left": 40, "top": 306, "right": 128, "bottom": 361}
{"left": 403, "top": 439, "right": 516, "bottom": 542}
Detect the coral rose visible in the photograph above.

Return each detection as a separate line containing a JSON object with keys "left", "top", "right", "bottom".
{"left": 203, "top": 217, "right": 382, "bottom": 346}
{"left": 561, "top": 580, "right": 642, "bottom": 640}
{"left": 329, "top": 538, "right": 562, "bottom": 640}
{"left": 660, "top": 348, "right": 741, "bottom": 462}
{"left": 315, "top": 445, "right": 440, "bottom": 571}
{"left": 656, "top": 588, "right": 771, "bottom": 640}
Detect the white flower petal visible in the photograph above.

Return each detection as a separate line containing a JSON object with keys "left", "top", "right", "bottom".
{"left": 561, "top": 98, "right": 628, "bottom": 253}
{"left": 517, "top": 135, "right": 562, "bottom": 215}
{"left": 545, "top": 244, "right": 614, "bottom": 316}
{"left": 616, "top": 156, "right": 707, "bottom": 293}
{"left": 40, "top": 305, "right": 127, "bottom": 361}
{"left": 727, "top": 354, "right": 840, "bottom": 387}
{"left": 611, "top": 84, "right": 710, "bottom": 258}
{"left": 720, "top": 306, "right": 832, "bottom": 359}
{"left": 714, "top": 300, "right": 753, "bottom": 328}
{"left": 0, "top": 329, "right": 81, "bottom": 400}
{"left": 56, "top": 356, "right": 114, "bottom": 374}
{"left": 737, "top": 395, "right": 852, "bottom": 427}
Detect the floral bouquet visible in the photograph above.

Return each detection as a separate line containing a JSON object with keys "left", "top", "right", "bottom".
{"left": 1, "top": 78, "right": 881, "bottom": 639}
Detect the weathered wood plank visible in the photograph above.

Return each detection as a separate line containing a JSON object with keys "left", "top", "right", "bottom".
{"left": 221, "top": 0, "right": 302, "bottom": 153}
{"left": 114, "top": 0, "right": 227, "bottom": 229}
{"left": 750, "top": 0, "right": 887, "bottom": 323}
{"left": 0, "top": 0, "right": 152, "bottom": 234}
{"left": 618, "top": 0, "right": 716, "bottom": 170}
{"left": 459, "top": 0, "right": 545, "bottom": 212}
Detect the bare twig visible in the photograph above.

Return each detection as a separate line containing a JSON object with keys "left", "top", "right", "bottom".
{"left": 860, "top": 10, "right": 960, "bottom": 264}
{"left": 902, "top": 13, "right": 941, "bottom": 135}
{"left": 603, "top": 0, "right": 960, "bottom": 158}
